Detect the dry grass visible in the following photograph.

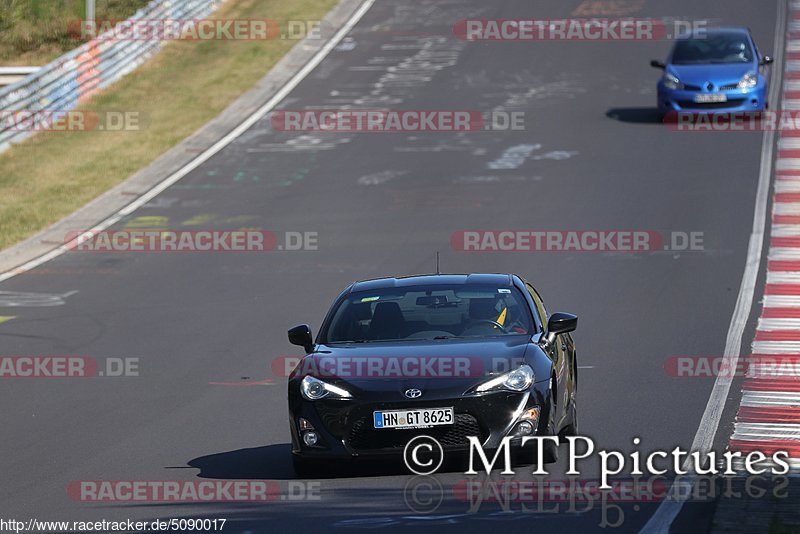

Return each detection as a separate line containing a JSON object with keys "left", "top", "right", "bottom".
{"left": 0, "top": 0, "right": 337, "bottom": 250}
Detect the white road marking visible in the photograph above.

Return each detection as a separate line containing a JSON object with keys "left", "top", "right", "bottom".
{"left": 769, "top": 247, "right": 800, "bottom": 259}
{"left": 753, "top": 340, "right": 800, "bottom": 353}
{"left": 764, "top": 295, "right": 800, "bottom": 307}
{"left": 732, "top": 423, "right": 800, "bottom": 440}
{"left": 770, "top": 222, "right": 800, "bottom": 234}
{"left": 782, "top": 99, "right": 800, "bottom": 110}
{"left": 767, "top": 271, "right": 800, "bottom": 283}
{"left": 776, "top": 158, "right": 800, "bottom": 170}
{"left": 758, "top": 317, "right": 800, "bottom": 329}
{"left": 773, "top": 203, "right": 800, "bottom": 216}
{"left": 742, "top": 391, "right": 800, "bottom": 405}
{"left": 487, "top": 144, "right": 542, "bottom": 170}
{"left": 780, "top": 138, "right": 800, "bottom": 150}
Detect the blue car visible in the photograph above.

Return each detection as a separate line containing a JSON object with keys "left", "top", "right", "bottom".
{"left": 651, "top": 27, "right": 773, "bottom": 116}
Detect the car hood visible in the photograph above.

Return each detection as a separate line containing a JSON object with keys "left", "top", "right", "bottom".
{"left": 667, "top": 63, "right": 756, "bottom": 87}
{"left": 298, "top": 336, "right": 541, "bottom": 395}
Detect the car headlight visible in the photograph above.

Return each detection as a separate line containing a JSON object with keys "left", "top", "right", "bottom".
{"left": 662, "top": 72, "right": 683, "bottom": 90}
{"left": 738, "top": 71, "right": 758, "bottom": 89}
{"left": 475, "top": 364, "right": 534, "bottom": 393}
{"left": 301, "top": 375, "right": 352, "bottom": 400}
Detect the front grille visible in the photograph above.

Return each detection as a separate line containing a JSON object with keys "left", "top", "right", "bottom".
{"left": 683, "top": 83, "right": 702, "bottom": 91}
{"left": 347, "top": 413, "right": 486, "bottom": 451}
{"left": 719, "top": 84, "right": 740, "bottom": 91}
{"left": 677, "top": 98, "right": 746, "bottom": 110}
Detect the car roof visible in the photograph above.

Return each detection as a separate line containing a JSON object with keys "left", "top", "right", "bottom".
{"left": 349, "top": 273, "right": 515, "bottom": 293}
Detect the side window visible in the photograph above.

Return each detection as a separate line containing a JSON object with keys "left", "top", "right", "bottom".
{"left": 526, "top": 283, "right": 548, "bottom": 328}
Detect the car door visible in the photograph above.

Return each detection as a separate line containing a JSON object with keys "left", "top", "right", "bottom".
{"left": 525, "top": 283, "right": 572, "bottom": 423}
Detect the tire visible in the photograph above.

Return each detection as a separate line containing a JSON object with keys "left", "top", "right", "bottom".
{"left": 560, "top": 399, "right": 579, "bottom": 438}
{"left": 542, "top": 437, "right": 559, "bottom": 464}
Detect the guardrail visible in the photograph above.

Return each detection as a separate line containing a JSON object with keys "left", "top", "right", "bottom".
{"left": 0, "top": 67, "right": 41, "bottom": 87}
{"left": 0, "top": 0, "right": 222, "bottom": 153}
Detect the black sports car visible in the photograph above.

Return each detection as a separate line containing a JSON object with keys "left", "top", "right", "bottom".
{"left": 286, "top": 273, "right": 578, "bottom": 475}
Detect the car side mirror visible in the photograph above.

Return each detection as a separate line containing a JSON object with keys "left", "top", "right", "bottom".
{"left": 548, "top": 312, "right": 578, "bottom": 335}
{"left": 650, "top": 60, "right": 666, "bottom": 70}
{"left": 760, "top": 55, "right": 774, "bottom": 65}
{"left": 288, "top": 324, "right": 314, "bottom": 354}
{"left": 540, "top": 313, "right": 577, "bottom": 348}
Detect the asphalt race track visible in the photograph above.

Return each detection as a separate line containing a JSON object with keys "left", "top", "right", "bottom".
{"left": 0, "top": 0, "right": 783, "bottom": 532}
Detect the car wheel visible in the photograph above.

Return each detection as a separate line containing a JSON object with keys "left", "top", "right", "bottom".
{"left": 542, "top": 437, "right": 559, "bottom": 463}
{"left": 560, "top": 361, "right": 579, "bottom": 437}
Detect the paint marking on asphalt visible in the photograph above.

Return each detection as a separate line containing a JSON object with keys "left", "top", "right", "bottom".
{"left": 641, "top": 1, "right": 789, "bottom": 532}
{"left": 764, "top": 294, "right": 800, "bottom": 307}
{"left": 776, "top": 158, "right": 800, "bottom": 170}
{"left": 0, "top": 316, "right": 15, "bottom": 324}
{"left": 743, "top": 390, "right": 800, "bottom": 404}
{"left": 209, "top": 378, "right": 275, "bottom": 387}
{"left": 766, "top": 271, "right": 800, "bottom": 284}
{"left": 771, "top": 222, "right": 800, "bottom": 235}
{"left": 758, "top": 317, "right": 800, "bottom": 329}
{"left": 753, "top": 340, "right": 800, "bottom": 353}
{"left": 0, "top": 0, "right": 378, "bottom": 285}
{"left": 773, "top": 202, "right": 800, "bottom": 215}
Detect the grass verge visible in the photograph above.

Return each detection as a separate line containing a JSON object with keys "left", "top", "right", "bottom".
{"left": 0, "top": 0, "right": 151, "bottom": 65}
{"left": 0, "top": 0, "right": 337, "bottom": 251}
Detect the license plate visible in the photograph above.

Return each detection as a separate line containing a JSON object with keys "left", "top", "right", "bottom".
{"left": 694, "top": 93, "right": 727, "bottom": 103}
{"left": 373, "top": 407, "right": 454, "bottom": 429}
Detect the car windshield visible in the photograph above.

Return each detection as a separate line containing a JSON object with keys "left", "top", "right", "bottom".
{"left": 323, "top": 284, "right": 535, "bottom": 343}
{"left": 671, "top": 34, "right": 754, "bottom": 65}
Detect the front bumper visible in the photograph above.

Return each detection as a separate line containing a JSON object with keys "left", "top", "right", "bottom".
{"left": 657, "top": 84, "right": 767, "bottom": 113}
{"left": 289, "top": 381, "right": 552, "bottom": 460}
